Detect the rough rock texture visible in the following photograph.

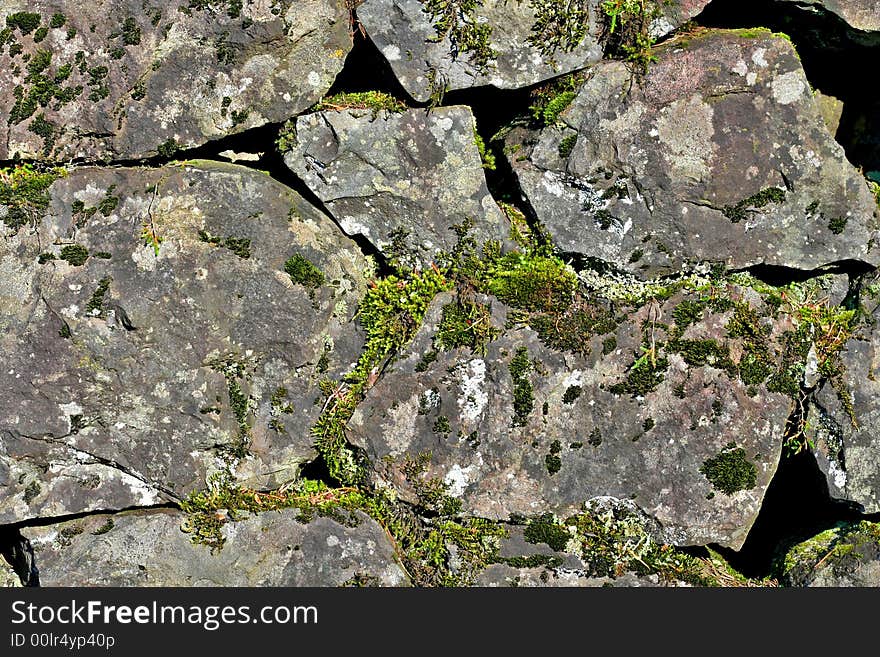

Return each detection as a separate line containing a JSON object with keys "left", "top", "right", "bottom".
{"left": 9, "top": 509, "right": 407, "bottom": 586}
{"left": 0, "top": 0, "right": 352, "bottom": 160}
{"left": 780, "top": 520, "right": 880, "bottom": 586}
{"left": 284, "top": 106, "right": 508, "bottom": 265}
{"left": 779, "top": 0, "right": 880, "bottom": 33}
{"left": 358, "top": 0, "right": 710, "bottom": 102}
{"left": 0, "top": 161, "right": 368, "bottom": 524}
{"left": 806, "top": 299, "right": 880, "bottom": 513}
{"left": 504, "top": 29, "right": 880, "bottom": 277}
{"left": 349, "top": 288, "right": 792, "bottom": 549}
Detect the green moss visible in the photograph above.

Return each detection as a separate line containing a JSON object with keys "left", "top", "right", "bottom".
{"left": 27, "top": 113, "right": 56, "bottom": 156}
{"left": 50, "top": 13, "right": 66, "bottom": 29}
{"left": 529, "top": 71, "right": 585, "bottom": 126}
{"left": 700, "top": 444, "right": 757, "bottom": 495}
{"left": 6, "top": 12, "right": 41, "bottom": 35}
{"left": 558, "top": 134, "right": 577, "bottom": 158}
{"left": 672, "top": 299, "right": 706, "bottom": 330}
{"left": 435, "top": 300, "right": 498, "bottom": 354}
{"left": 23, "top": 480, "right": 41, "bottom": 504}
{"left": 486, "top": 252, "right": 576, "bottom": 313}
{"left": 157, "top": 138, "right": 179, "bottom": 158}
{"left": 422, "top": 0, "right": 495, "bottom": 73}
{"left": 722, "top": 187, "right": 786, "bottom": 223}
{"left": 600, "top": 0, "right": 659, "bottom": 73}
{"left": 828, "top": 215, "right": 847, "bottom": 234}
{"left": 545, "top": 453, "right": 562, "bottom": 475}
{"left": 496, "top": 554, "right": 564, "bottom": 569}
{"left": 609, "top": 345, "right": 669, "bottom": 397}
{"left": 97, "top": 185, "right": 119, "bottom": 215}
{"left": 122, "top": 16, "right": 141, "bottom": 45}
{"left": 432, "top": 415, "right": 451, "bottom": 434}
{"left": 733, "top": 27, "right": 772, "bottom": 39}
{"left": 509, "top": 346, "right": 534, "bottom": 427}
{"left": 86, "top": 65, "right": 109, "bottom": 102}
{"left": 60, "top": 244, "right": 89, "bottom": 266}
{"left": 37, "top": 252, "right": 55, "bottom": 264}
{"left": 668, "top": 338, "right": 734, "bottom": 370}
{"left": 199, "top": 229, "right": 251, "bottom": 259}
{"left": 588, "top": 427, "right": 602, "bottom": 446}
{"left": 91, "top": 518, "right": 114, "bottom": 535}
{"left": 85, "top": 276, "right": 112, "bottom": 315}
{"left": 284, "top": 254, "right": 324, "bottom": 289}
{"left": 602, "top": 336, "right": 617, "bottom": 355}
{"left": 523, "top": 514, "right": 570, "bottom": 551}
{"left": 642, "top": 417, "right": 654, "bottom": 431}
{"left": 414, "top": 350, "right": 438, "bottom": 372}
{"left": 527, "top": 0, "right": 590, "bottom": 61}
{"left": 33, "top": 26, "right": 48, "bottom": 42}
{"left": 474, "top": 128, "right": 496, "bottom": 170}
{"left": 562, "top": 385, "right": 582, "bottom": 404}
{"left": 206, "top": 354, "right": 254, "bottom": 458}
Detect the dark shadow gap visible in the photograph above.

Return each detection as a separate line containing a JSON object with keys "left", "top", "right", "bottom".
{"left": 736, "top": 260, "right": 876, "bottom": 286}
{"left": 2, "top": 503, "right": 180, "bottom": 532}
{"left": 694, "top": 0, "right": 880, "bottom": 175}
{"left": 0, "top": 526, "right": 39, "bottom": 587}
{"left": 710, "top": 450, "right": 875, "bottom": 579}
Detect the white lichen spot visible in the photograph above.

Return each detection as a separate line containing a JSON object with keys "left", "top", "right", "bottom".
{"left": 751, "top": 48, "right": 768, "bottom": 67}
{"left": 59, "top": 401, "right": 83, "bottom": 418}
{"left": 732, "top": 60, "right": 749, "bottom": 77}
{"left": 381, "top": 44, "right": 401, "bottom": 61}
{"left": 326, "top": 535, "right": 340, "bottom": 547}
{"left": 457, "top": 359, "right": 488, "bottom": 422}
{"left": 563, "top": 370, "right": 583, "bottom": 387}
{"left": 444, "top": 463, "right": 477, "bottom": 497}
{"left": 121, "top": 472, "right": 161, "bottom": 506}
{"left": 828, "top": 460, "right": 847, "bottom": 490}
{"left": 771, "top": 71, "right": 806, "bottom": 105}
{"left": 307, "top": 71, "right": 322, "bottom": 87}
{"left": 746, "top": 71, "right": 758, "bottom": 86}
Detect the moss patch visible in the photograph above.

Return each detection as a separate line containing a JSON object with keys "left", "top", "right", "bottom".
{"left": 700, "top": 443, "right": 757, "bottom": 495}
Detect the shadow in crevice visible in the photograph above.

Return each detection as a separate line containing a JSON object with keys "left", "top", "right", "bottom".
{"left": 710, "top": 450, "right": 874, "bottom": 580}
{"left": 0, "top": 526, "right": 39, "bottom": 587}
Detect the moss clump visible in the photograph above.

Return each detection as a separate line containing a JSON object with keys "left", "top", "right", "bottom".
{"left": 528, "top": 302, "right": 617, "bottom": 357}
{"left": 85, "top": 276, "right": 112, "bottom": 315}
{"left": 668, "top": 338, "right": 734, "bottom": 370}
{"left": 316, "top": 91, "right": 406, "bottom": 116}
{"left": 50, "top": 13, "right": 66, "bottom": 29}
{"left": 486, "top": 252, "right": 576, "bottom": 313}
{"left": 284, "top": 254, "right": 325, "bottom": 289}
{"left": 529, "top": 71, "right": 585, "bottom": 126}
{"left": 509, "top": 346, "right": 534, "bottom": 427}
{"left": 545, "top": 439, "right": 563, "bottom": 475}
{"left": 700, "top": 443, "right": 757, "bottom": 495}
{"left": 474, "top": 128, "right": 496, "bottom": 170}
{"left": 199, "top": 229, "right": 251, "bottom": 259}
{"left": 206, "top": 354, "right": 254, "bottom": 459}
{"left": 435, "top": 299, "right": 498, "bottom": 354}
{"left": 562, "top": 385, "right": 582, "bottom": 405}
{"left": 6, "top": 12, "right": 41, "bottom": 35}
{"left": 722, "top": 187, "right": 786, "bottom": 223}
{"left": 827, "top": 215, "right": 847, "bottom": 234}
{"left": 672, "top": 299, "right": 706, "bottom": 330}
{"left": 0, "top": 165, "right": 64, "bottom": 230}
{"left": 599, "top": 0, "right": 659, "bottom": 73}
{"left": 97, "top": 185, "right": 119, "bottom": 215}
{"left": 528, "top": 0, "right": 590, "bottom": 61}
{"left": 60, "top": 244, "right": 89, "bottom": 266}
{"left": 523, "top": 514, "right": 571, "bottom": 551}
{"left": 122, "top": 16, "right": 141, "bottom": 45}
{"left": 157, "top": 138, "right": 179, "bottom": 158}
{"left": 23, "top": 480, "right": 41, "bottom": 504}
{"left": 432, "top": 415, "right": 451, "bottom": 434}
{"left": 558, "top": 134, "right": 577, "bottom": 158}
{"left": 422, "top": 0, "right": 495, "bottom": 73}
{"left": 609, "top": 345, "right": 669, "bottom": 397}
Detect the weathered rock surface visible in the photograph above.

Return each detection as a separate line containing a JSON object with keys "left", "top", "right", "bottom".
{"left": 807, "top": 298, "right": 880, "bottom": 513}
{"left": 7, "top": 509, "right": 407, "bottom": 586}
{"left": 779, "top": 520, "right": 880, "bottom": 586}
{"left": 779, "top": 0, "right": 880, "bottom": 33}
{"left": 0, "top": 0, "right": 352, "bottom": 160}
{"left": 0, "top": 161, "right": 368, "bottom": 524}
{"left": 504, "top": 29, "right": 880, "bottom": 277}
{"left": 358, "top": 0, "right": 710, "bottom": 102}
{"left": 283, "top": 106, "right": 508, "bottom": 265}
{"left": 349, "top": 286, "right": 793, "bottom": 549}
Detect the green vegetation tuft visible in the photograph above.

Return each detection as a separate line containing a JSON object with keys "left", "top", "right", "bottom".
{"left": 509, "top": 346, "right": 535, "bottom": 427}
{"left": 435, "top": 299, "right": 498, "bottom": 354}
{"left": 284, "top": 254, "right": 325, "bottom": 289}
{"left": 722, "top": 187, "right": 786, "bottom": 223}
{"left": 316, "top": 91, "right": 406, "bottom": 116}
{"left": 60, "top": 244, "right": 89, "bottom": 266}
{"left": 422, "top": 0, "right": 495, "bottom": 73}
{"left": 700, "top": 443, "right": 758, "bottom": 495}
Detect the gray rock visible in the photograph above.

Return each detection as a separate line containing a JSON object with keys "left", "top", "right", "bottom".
{"left": 806, "top": 299, "right": 880, "bottom": 513}
{"left": 348, "top": 286, "right": 792, "bottom": 550}
{"left": 0, "top": 161, "right": 368, "bottom": 523}
{"left": 504, "top": 29, "right": 880, "bottom": 277}
{"left": 779, "top": 521, "right": 880, "bottom": 587}
{"left": 9, "top": 509, "right": 408, "bottom": 586}
{"left": 0, "top": 0, "right": 352, "bottom": 160}
{"left": 358, "top": 0, "right": 709, "bottom": 102}
{"left": 778, "top": 0, "right": 880, "bottom": 33}
{"left": 283, "top": 106, "right": 509, "bottom": 266}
